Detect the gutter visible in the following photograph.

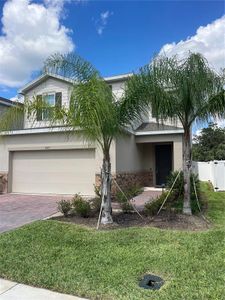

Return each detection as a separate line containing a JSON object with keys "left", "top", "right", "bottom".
{"left": 0, "top": 126, "right": 75, "bottom": 136}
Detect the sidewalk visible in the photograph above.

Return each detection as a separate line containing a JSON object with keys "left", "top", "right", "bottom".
{"left": 0, "top": 278, "right": 87, "bottom": 300}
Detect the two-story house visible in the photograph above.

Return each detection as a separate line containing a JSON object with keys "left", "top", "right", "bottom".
{"left": 0, "top": 73, "right": 184, "bottom": 195}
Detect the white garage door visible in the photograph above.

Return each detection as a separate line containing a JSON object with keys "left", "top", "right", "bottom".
{"left": 11, "top": 149, "right": 95, "bottom": 195}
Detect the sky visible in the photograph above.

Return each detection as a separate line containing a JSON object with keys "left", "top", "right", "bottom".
{"left": 0, "top": 0, "right": 224, "bottom": 104}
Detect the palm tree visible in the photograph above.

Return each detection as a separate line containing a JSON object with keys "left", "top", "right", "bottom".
{"left": 0, "top": 102, "right": 24, "bottom": 192}
{"left": 123, "top": 53, "right": 225, "bottom": 215}
{"left": 0, "top": 103, "right": 24, "bottom": 132}
{"left": 43, "top": 53, "right": 131, "bottom": 224}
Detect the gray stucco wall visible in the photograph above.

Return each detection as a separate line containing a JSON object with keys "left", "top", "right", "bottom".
{"left": 115, "top": 134, "right": 145, "bottom": 173}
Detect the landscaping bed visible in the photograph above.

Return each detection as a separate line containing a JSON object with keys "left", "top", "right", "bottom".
{"left": 53, "top": 175, "right": 209, "bottom": 231}
{"left": 51, "top": 210, "right": 210, "bottom": 231}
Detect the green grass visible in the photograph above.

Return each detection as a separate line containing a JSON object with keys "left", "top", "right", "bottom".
{"left": 202, "top": 182, "right": 225, "bottom": 228}
{"left": 0, "top": 182, "right": 225, "bottom": 300}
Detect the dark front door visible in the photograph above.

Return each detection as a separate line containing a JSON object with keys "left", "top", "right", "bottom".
{"left": 155, "top": 144, "right": 172, "bottom": 186}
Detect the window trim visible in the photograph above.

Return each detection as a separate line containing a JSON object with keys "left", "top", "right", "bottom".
{"left": 42, "top": 92, "right": 56, "bottom": 121}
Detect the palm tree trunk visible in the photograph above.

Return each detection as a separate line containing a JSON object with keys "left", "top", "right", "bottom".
{"left": 183, "top": 127, "right": 192, "bottom": 215}
{"left": 100, "top": 155, "right": 113, "bottom": 224}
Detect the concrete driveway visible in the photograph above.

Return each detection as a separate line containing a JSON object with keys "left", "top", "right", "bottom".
{"left": 0, "top": 194, "right": 64, "bottom": 233}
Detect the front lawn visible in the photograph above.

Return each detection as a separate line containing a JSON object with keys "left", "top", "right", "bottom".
{"left": 0, "top": 183, "right": 224, "bottom": 299}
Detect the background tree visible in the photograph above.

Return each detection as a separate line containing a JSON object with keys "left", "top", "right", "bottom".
{"left": 123, "top": 53, "right": 225, "bottom": 215}
{"left": 193, "top": 123, "right": 225, "bottom": 161}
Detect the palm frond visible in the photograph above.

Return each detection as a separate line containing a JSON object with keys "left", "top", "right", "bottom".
{"left": 0, "top": 104, "right": 24, "bottom": 132}
{"left": 68, "top": 76, "right": 122, "bottom": 148}
{"left": 123, "top": 52, "right": 224, "bottom": 129}
{"left": 43, "top": 53, "right": 99, "bottom": 83}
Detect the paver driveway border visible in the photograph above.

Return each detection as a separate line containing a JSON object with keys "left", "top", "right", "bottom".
{"left": 0, "top": 194, "right": 71, "bottom": 233}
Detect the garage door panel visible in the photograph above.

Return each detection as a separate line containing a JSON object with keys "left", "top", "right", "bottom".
{"left": 11, "top": 150, "right": 95, "bottom": 195}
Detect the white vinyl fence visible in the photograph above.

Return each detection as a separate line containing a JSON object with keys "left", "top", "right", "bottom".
{"left": 192, "top": 161, "right": 225, "bottom": 192}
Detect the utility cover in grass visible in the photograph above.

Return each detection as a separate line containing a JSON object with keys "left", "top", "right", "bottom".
{"left": 139, "top": 274, "right": 164, "bottom": 290}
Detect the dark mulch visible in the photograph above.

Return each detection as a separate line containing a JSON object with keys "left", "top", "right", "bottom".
{"left": 51, "top": 210, "right": 211, "bottom": 231}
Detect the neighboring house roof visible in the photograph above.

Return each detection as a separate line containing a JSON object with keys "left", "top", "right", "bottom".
{"left": 135, "top": 122, "right": 184, "bottom": 135}
{"left": 0, "top": 96, "right": 22, "bottom": 107}
{"left": 19, "top": 73, "right": 132, "bottom": 94}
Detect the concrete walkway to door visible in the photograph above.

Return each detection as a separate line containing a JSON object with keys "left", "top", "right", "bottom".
{"left": 130, "top": 187, "right": 163, "bottom": 211}
{"left": 0, "top": 194, "right": 67, "bottom": 233}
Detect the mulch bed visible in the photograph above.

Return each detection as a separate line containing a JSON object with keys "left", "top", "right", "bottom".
{"left": 51, "top": 210, "right": 211, "bottom": 231}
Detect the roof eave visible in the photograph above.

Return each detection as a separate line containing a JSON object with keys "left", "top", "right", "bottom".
{"left": 19, "top": 73, "right": 132, "bottom": 94}
{"left": 19, "top": 74, "right": 76, "bottom": 94}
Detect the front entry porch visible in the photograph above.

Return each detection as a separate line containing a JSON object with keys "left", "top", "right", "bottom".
{"left": 136, "top": 142, "right": 173, "bottom": 187}
{"left": 135, "top": 131, "right": 183, "bottom": 188}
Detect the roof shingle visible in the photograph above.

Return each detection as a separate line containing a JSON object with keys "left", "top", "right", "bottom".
{"left": 136, "top": 122, "right": 182, "bottom": 132}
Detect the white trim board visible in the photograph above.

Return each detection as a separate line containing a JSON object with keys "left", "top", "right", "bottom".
{"left": 135, "top": 129, "right": 184, "bottom": 136}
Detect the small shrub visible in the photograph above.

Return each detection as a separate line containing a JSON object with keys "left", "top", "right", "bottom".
{"left": 94, "top": 184, "right": 101, "bottom": 198}
{"left": 165, "top": 171, "right": 201, "bottom": 213}
{"left": 116, "top": 190, "right": 125, "bottom": 203}
{"left": 126, "top": 184, "right": 143, "bottom": 198}
{"left": 166, "top": 171, "right": 200, "bottom": 198}
{"left": 90, "top": 197, "right": 102, "bottom": 214}
{"left": 115, "top": 184, "right": 142, "bottom": 213}
{"left": 72, "top": 194, "right": 91, "bottom": 218}
{"left": 144, "top": 192, "right": 168, "bottom": 216}
{"left": 116, "top": 190, "right": 132, "bottom": 213}
{"left": 121, "top": 201, "right": 133, "bottom": 214}
{"left": 144, "top": 172, "right": 201, "bottom": 217}
{"left": 57, "top": 199, "right": 72, "bottom": 217}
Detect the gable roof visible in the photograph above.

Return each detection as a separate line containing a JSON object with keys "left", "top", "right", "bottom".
{"left": 19, "top": 73, "right": 132, "bottom": 94}
{"left": 19, "top": 74, "right": 74, "bottom": 94}
{"left": 0, "top": 96, "right": 22, "bottom": 107}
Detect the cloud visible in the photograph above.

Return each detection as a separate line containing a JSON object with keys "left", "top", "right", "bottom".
{"left": 159, "top": 15, "right": 225, "bottom": 72}
{"left": 214, "top": 118, "right": 225, "bottom": 128}
{"left": 194, "top": 129, "right": 202, "bottom": 137}
{"left": 0, "top": 0, "right": 74, "bottom": 88}
{"left": 101, "top": 11, "right": 110, "bottom": 23}
{"left": 96, "top": 10, "right": 113, "bottom": 35}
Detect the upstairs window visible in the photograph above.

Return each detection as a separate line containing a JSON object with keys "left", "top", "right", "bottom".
{"left": 43, "top": 93, "right": 55, "bottom": 106}
{"left": 42, "top": 93, "right": 55, "bottom": 120}
{"left": 36, "top": 92, "right": 62, "bottom": 121}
